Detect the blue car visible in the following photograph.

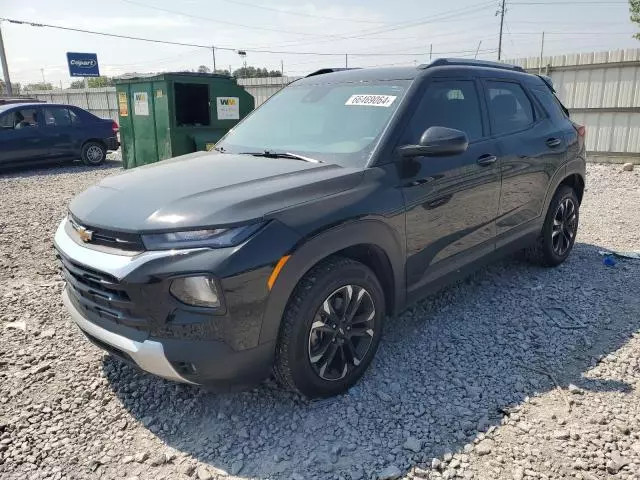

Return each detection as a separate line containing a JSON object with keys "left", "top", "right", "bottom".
{"left": 0, "top": 102, "right": 119, "bottom": 168}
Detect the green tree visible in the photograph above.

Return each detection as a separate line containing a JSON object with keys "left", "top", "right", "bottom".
{"left": 232, "top": 66, "right": 281, "bottom": 78}
{"left": 70, "top": 80, "right": 85, "bottom": 89}
{"left": 87, "top": 76, "right": 115, "bottom": 88}
{"left": 632, "top": 0, "right": 640, "bottom": 39}
{"left": 24, "top": 82, "right": 53, "bottom": 91}
{"left": 197, "top": 65, "right": 211, "bottom": 73}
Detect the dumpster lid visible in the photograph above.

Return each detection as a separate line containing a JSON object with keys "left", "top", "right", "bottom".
{"left": 115, "top": 71, "right": 232, "bottom": 83}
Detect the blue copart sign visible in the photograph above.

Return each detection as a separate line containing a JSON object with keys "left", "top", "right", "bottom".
{"left": 67, "top": 52, "right": 100, "bottom": 77}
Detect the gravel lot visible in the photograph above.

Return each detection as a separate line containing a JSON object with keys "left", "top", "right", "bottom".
{"left": 1, "top": 161, "right": 639, "bottom": 480}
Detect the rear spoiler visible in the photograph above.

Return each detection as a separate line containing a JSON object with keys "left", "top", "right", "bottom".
{"left": 538, "top": 74, "right": 555, "bottom": 92}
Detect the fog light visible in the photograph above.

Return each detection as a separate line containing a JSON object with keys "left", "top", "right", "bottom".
{"left": 170, "top": 276, "right": 220, "bottom": 308}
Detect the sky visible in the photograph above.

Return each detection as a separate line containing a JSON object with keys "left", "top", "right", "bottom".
{"left": 0, "top": 0, "right": 638, "bottom": 88}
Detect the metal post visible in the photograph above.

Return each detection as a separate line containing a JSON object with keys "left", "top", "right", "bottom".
{"left": 475, "top": 40, "right": 483, "bottom": 59}
{"left": 281, "top": 59, "right": 284, "bottom": 76}
{"left": 429, "top": 44, "right": 433, "bottom": 61}
{"left": 345, "top": 53, "right": 348, "bottom": 68}
{"left": 212, "top": 46, "right": 216, "bottom": 72}
{"left": 0, "top": 22, "right": 12, "bottom": 95}
{"left": 538, "top": 31, "right": 545, "bottom": 75}
{"left": 498, "top": 0, "right": 506, "bottom": 61}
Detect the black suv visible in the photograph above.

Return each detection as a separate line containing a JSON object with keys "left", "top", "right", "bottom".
{"left": 55, "top": 59, "right": 585, "bottom": 397}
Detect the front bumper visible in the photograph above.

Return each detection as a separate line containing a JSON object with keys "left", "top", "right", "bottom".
{"left": 54, "top": 217, "right": 287, "bottom": 388}
{"left": 63, "top": 288, "right": 189, "bottom": 383}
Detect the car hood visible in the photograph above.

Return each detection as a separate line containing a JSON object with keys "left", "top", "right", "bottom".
{"left": 69, "top": 151, "right": 362, "bottom": 232}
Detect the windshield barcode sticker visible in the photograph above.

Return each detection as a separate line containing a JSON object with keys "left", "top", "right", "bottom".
{"left": 345, "top": 94, "right": 397, "bottom": 107}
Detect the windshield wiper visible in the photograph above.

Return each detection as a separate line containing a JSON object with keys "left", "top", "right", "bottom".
{"left": 240, "top": 150, "right": 322, "bottom": 163}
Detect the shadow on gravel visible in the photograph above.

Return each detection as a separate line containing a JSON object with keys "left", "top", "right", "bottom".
{"left": 103, "top": 241, "right": 640, "bottom": 479}
{"left": 0, "top": 159, "right": 121, "bottom": 178}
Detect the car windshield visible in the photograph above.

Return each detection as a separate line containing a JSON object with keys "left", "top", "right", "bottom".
{"left": 216, "top": 80, "right": 411, "bottom": 167}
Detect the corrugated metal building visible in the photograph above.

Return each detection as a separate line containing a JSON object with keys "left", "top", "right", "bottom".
{"left": 509, "top": 48, "right": 640, "bottom": 163}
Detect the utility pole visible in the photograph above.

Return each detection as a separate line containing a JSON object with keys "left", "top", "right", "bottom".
{"left": 0, "top": 22, "right": 12, "bottom": 95}
{"left": 211, "top": 46, "right": 216, "bottom": 73}
{"left": 281, "top": 59, "right": 284, "bottom": 76}
{"left": 497, "top": 0, "right": 506, "bottom": 61}
{"left": 538, "top": 31, "right": 545, "bottom": 74}
{"left": 429, "top": 44, "right": 433, "bottom": 62}
{"left": 40, "top": 68, "right": 46, "bottom": 83}
{"left": 345, "top": 53, "right": 348, "bottom": 68}
{"left": 475, "top": 40, "right": 483, "bottom": 59}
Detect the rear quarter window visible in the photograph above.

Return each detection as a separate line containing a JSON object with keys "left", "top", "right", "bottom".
{"left": 531, "top": 87, "right": 570, "bottom": 121}
{"left": 70, "top": 107, "right": 99, "bottom": 123}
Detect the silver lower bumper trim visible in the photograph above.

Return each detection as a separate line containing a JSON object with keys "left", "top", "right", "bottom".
{"left": 63, "top": 289, "right": 193, "bottom": 384}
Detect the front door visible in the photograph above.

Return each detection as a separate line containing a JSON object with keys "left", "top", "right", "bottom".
{"left": 399, "top": 79, "right": 501, "bottom": 298}
{"left": 0, "top": 107, "right": 47, "bottom": 166}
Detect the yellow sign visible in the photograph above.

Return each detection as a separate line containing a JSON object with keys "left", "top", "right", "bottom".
{"left": 205, "top": 143, "right": 216, "bottom": 151}
{"left": 156, "top": 89, "right": 164, "bottom": 98}
{"left": 118, "top": 92, "right": 128, "bottom": 117}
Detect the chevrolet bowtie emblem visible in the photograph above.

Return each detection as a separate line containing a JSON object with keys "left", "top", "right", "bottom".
{"left": 76, "top": 225, "right": 94, "bottom": 243}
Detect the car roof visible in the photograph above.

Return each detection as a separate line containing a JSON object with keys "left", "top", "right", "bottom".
{"left": 294, "top": 59, "right": 542, "bottom": 86}
{"left": 0, "top": 102, "right": 80, "bottom": 113}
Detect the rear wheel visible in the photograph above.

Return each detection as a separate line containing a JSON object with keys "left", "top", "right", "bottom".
{"left": 274, "top": 257, "right": 385, "bottom": 398}
{"left": 81, "top": 141, "right": 106, "bottom": 166}
{"left": 525, "top": 185, "right": 579, "bottom": 267}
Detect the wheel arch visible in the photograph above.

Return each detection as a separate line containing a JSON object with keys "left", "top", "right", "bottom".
{"left": 258, "top": 219, "right": 405, "bottom": 345}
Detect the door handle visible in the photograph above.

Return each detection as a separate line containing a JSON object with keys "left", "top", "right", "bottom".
{"left": 546, "top": 137, "right": 562, "bottom": 148}
{"left": 477, "top": 154, "right": 497, "bottom": 166}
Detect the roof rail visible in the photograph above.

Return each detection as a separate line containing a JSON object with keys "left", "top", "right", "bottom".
{"left": 305, "top": 68, "right": 359, "bottom": 78}
{"left": 423, "top": 58, "right": 525, "bottom": 73}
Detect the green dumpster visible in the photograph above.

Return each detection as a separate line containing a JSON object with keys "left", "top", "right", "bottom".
{"left": 115, "top": 72, "right": 254, "bottom": 169}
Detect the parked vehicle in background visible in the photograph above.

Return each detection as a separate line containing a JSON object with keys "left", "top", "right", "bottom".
{"left": 55, "top": 59, "right": 585, "bottom": 398}
{"left": 0, "top": 102, "right": 119, "bottom": 168}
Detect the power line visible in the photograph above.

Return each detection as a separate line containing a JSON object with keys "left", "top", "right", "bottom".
{"left": 193, "top": 0, "right": 388, "bottom": 25}
{"left": 248, "top": 1, "right": 497, "bottom": 49}
{"left": 0, "top": 17, "right": 508, "bottom": 58}
{"left": 511, "top": 1, "right": 628, "bottom": 4}
{"left": 119, "top": 0, "right": 365, "bottom": 41}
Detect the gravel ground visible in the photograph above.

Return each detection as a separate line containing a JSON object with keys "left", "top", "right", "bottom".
{"left": 1, "top": 161, "right": 639, "bottom": 480}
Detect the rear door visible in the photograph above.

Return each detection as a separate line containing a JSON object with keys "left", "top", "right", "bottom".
{"left": 482, "top": 79, "right": 568, "bottom": 240}
{"left": 41, "top": 106, "right": 76, "bottom": 159}
{"left": 399, "top": 78, "right": 502, "bottom": 298}
{"left": 0, "top": 107, "right": 47, "bottom": 165}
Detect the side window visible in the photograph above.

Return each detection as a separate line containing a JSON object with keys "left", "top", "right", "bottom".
{"left": 0, "top": 112, "right": 14, "bottom": 130}
{"left": 1, "top": 109, "right": 39, "bottom": 130}
{"left": 486, "top": 81, "right": 535, "bottom": 135}
{"left": 403, "top": 80, "right": 484, "bottom": 144}
{"left": 43, "top": 107, "right": 72, "bottom": 127}
{"left": 532, "top": 87, "right": 569, "bottom": 121}
{"left": 69, "top": 109, "right": 81, "bottom": 125}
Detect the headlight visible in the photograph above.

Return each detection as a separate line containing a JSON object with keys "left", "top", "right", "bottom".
{"left": 170, "top": 276, "right": 220, "bottom": 308}
{"left": 142, "top": 223, "right": 263, "bottom": 250}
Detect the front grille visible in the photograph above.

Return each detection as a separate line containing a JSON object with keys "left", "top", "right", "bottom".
{"left": 68, "top": 214, "right": 144, "bottom": 253}
{"left": 58, "top": 254, "right": 148, "bottom": 329}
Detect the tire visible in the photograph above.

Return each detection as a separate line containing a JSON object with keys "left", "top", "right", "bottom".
{"left": 273, "top": 256, "right": 386, "bottom": 398}
{"left": 81, "top": 141, "right": 106, "bottom": 166}
{"left": 525, "top": 185, "right": 580, "bottom": 267}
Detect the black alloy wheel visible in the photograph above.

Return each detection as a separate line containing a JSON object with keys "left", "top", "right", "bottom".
{"left": 551, "top": 197, "right": 578, "bottom": 256}
{"left": 307, "top": 284, "right": 376, "bottom": 381}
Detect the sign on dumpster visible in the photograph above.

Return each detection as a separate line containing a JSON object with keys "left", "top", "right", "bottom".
{"left": 66, "top": 52, "right": 100, "bottom": 77}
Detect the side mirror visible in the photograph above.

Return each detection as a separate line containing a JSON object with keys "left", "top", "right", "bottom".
{"left": 398, "top": 126, "right": 469, "bottom": 157}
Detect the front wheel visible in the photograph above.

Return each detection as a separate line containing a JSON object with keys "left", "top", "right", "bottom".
{"left": 525, "top": 185, "right": 580, "bottom": 267}
{"left": 274, "top": 257, "right": 385, "bottom": 398}
{"left": 81, "top": 141, "right": 106, "bottom": 166}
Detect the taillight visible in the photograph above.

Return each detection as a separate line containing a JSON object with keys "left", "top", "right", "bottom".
{"left": 111, "top": 121, "right": 119, "bottom": 134}
{"left": 573, "top": 123, "right": 585, "bottom": 138}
